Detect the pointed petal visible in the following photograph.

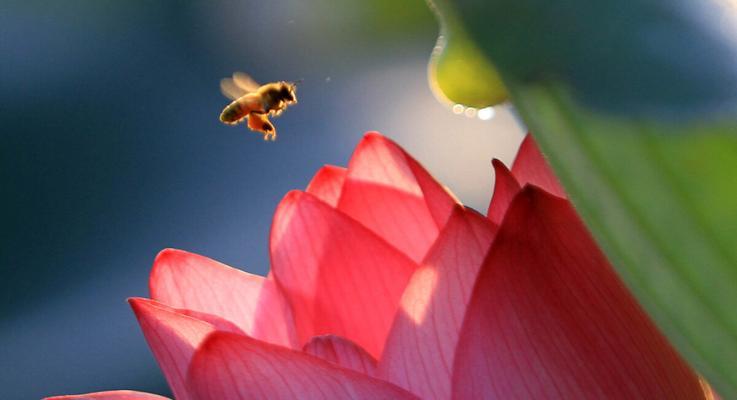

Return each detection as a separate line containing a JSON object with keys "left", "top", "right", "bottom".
{"left": 303, "top": 335, "right": 378, "bottom": 377}
{"left": 378, "top": 207, "right": 496, "bottom": 399}
{"left": 511, "top": 134, "right": 566, "bottom": 197}
{"left": 306, "top": 165, "right": 347, "bottom": 207}
{"left": 128, "top": 297, "right": 241, "bottom": 400}
{"left": 270, "top": 190, "right": 418, "bottom": 358}
{"left": 487, "top": 159, "right": 521, "bottom": 225}
{"left": 337, "top": 132, "right": 459, "bottom": 262}
{"left": 44, "top": 391, "right": 170, "bottom": 400}
{"left": 150, "top": 249, "right": 296, "bottom": 348}
{"left": 186, "top": 332, "right": 418, "bottom": 400}
{"left": 452, "top": 186, "right": 705, "bottom": 399}
{"left": 407, "top": 148, "right": 461, "bottom": 226}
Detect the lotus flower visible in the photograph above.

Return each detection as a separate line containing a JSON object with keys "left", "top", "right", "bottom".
{"left": 48, "top": 132, "right": 716, "bottom": 400}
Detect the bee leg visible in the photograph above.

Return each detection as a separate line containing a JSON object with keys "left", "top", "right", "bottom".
{"left": 247, "top": 112, "right": 277, "bottom": 141}
{"left": 261, "top": 119, "right": 276, "bottom": 141}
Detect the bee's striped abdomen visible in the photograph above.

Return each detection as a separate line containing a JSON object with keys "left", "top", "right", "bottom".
{"left": 220, "top": 100, "right": 248, "bottom": 124}
{"left": 220, "top": 93, "right": 264, "bottom": 125}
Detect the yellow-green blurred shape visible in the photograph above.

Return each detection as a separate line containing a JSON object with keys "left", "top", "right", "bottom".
{"left": 427, "top": 0, "right": 507, "bottom": 108}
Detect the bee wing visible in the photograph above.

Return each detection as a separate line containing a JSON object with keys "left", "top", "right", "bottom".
{"left": 220, "top": 72, "right": 261, "bottom": 100}
{"left": 220, "top": 78, "right": 249, "bottom": 100}
{"left": 232, "top": 72, "right": 261, "bottom": 92}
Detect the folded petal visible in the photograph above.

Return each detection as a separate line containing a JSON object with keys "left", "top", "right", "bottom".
{"left": 303, "top": 335, "right": 378, "bottom": 377}
{"left": 511, "top": 134, "right": 565, "bottom": 198}
{"left": 487, "top": 159, "right": 521, "bottom": 225}
{"left": 186, "top": 332, "right": 417, "bottom": 400}
{"left": 336, "top": 132, "right": 459, "bottom": 262}
{"left": 306, "top": 165, "right": 347, "bottom": 207}
{"left": 44, "top": 391, "right": 170, "bottom": 400}
{"left": 128, "top": 297, "right": 242, "bottom": 400}
{"left": 452, "top": 186, "right": 705, "bottom": 399}
{"left": 378, "top": 207, "right": 496, "bottom": 399}
{"left": 150, "top": 248, "right": 296, "bottom": 348}
{"left": 174, "top": 308, "right": 244, "bottom": 333}
{"left": 270, "top": 190, "right": 418, "bottom": 358}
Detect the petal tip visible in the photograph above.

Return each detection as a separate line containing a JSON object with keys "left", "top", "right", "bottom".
{"left": 127, "top": 296, "right": 145, "bottom": 306}
{"left": 152, "top": 247, "right": 203, "bottom": 270}
{"left": 511, "top": 134, "right": 566, "bottom": 198}
{"left": 363, "top": 131, "right": 383, "bottom": 139}
{"left": 150, "top": 248, "right": 194, "bottom": 293}
{"left": 358, "top": 131, "right": 396, "bottom": 150}
{"left": 128, "top": 296, "right": 158, "bottom": 316}
{"left": 272, "top": 190, "right": 307, "bottom": 226}
{"left": 491, "top": 158, "right": 509, "bottom": 171}
{"left": 487, "top": 158, "right": 521, "bottom": 224}
{"left": 153, "top": 248, "right": 188, "bottom": 266}
{"left": 280, "top": 189, "right": 305, "bottom": 204}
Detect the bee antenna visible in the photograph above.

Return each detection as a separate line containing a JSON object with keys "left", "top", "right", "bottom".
{"left": 293, "top": 79, "right": 304, "bottom": 86}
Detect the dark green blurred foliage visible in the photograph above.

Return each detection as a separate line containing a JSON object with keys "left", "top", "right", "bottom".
{"left": 453, "top": 0, "right": 737, "bottom": 118}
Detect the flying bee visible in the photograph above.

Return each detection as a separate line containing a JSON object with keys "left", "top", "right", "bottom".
{"left": 219, "top": 72, "right": 298, "bottom": 141}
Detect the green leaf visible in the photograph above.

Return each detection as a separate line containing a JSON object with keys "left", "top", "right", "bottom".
{"left": 427, "top": 0, "right": 737, "bottom": 396}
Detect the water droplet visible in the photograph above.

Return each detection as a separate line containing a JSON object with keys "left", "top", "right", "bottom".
{"left": 464, "top": 107, "right": 477, "bottom": 118}
{"left": 452, "top": 104, "right": 465, "bottom": 114}
{"left": 477, "top": 107, "right": 495, "bottom": 120}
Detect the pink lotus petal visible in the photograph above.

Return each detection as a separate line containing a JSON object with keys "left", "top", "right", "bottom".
{"left": 186, "top": 332, "right": 418, "bottom": 400}
{"left": 150, "top": 249, "right": 296, "bottom": 348}
{"left": 306, "top": 165, "right": 347, "bottom": 207}
{"left": 270, "top": 190, "right": 418, "bottom": 358}
{"left": 452, "top": 186, "right": 705, "bottom": 399}
{"left": 336, "top": 132, "right": 458, "bottom": 262}
{"left": 378, "top": 206, "right": 496, "bottom": 399}
{"left": 487, "top": 159, "right": 521, "bottom": 225}
{"left": 44, "top": 391, "right": 170, "bottom": 400}
{"left": 128, "top": 297, "right": 241, "bottom": 400}
{"left": 511, "top": 134, "right": 566, "bottom": 198}
{"left": 303, "top": 334, "right": 378, "bottom": 377}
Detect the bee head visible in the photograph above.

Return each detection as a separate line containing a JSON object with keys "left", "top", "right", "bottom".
{"left": 279, "top": 82, "right": 298, "bottom": 103}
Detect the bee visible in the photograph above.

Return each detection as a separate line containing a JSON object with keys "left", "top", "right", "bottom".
{"left": 219, "top": 72, "right": 298, "bottom": 141}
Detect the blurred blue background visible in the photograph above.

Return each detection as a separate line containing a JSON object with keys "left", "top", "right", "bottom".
{"left": 1, "top": 1, "right": 523, "bottom": 398}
